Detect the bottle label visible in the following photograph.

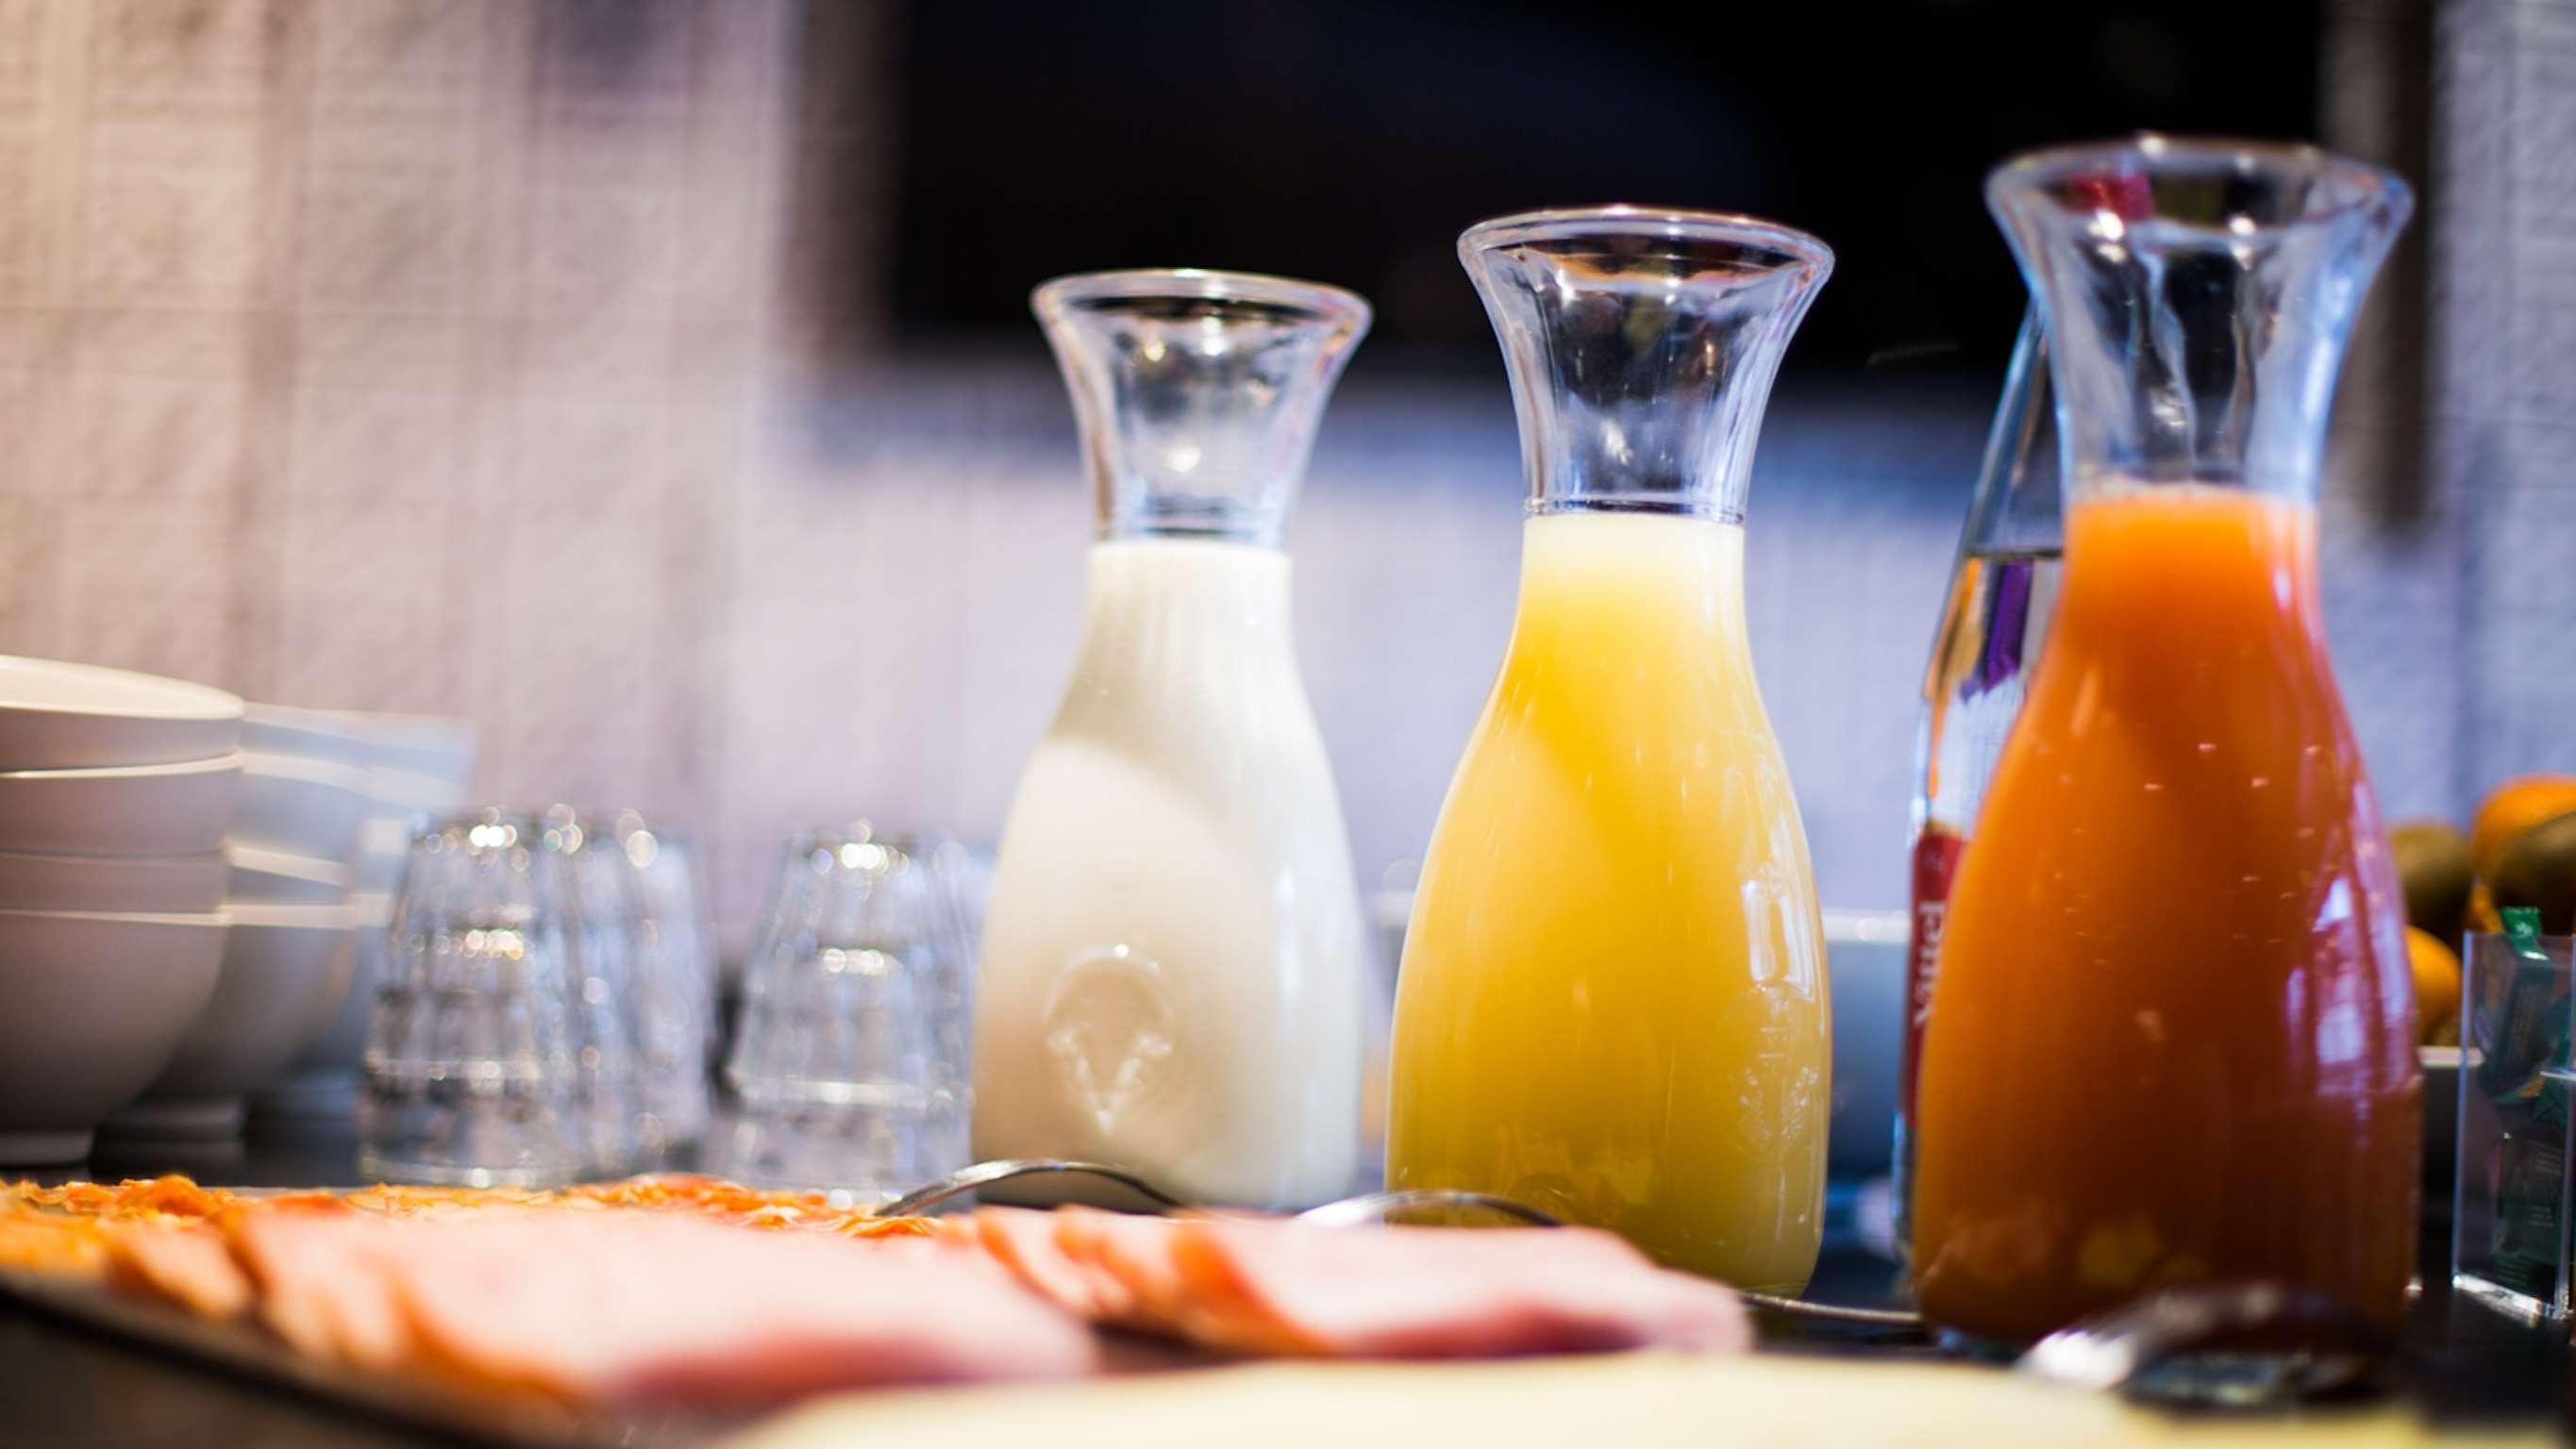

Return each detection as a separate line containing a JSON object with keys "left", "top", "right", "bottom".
{"left": 1901, "top": 826, "right": 1968, "bottom": 1118}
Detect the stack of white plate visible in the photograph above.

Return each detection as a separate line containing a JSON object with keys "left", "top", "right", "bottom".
{"left": 251, "top": 710, "right": 476, "bottom": 1125}
{"left": 104, "top": 703, "right": 379, "bottom": 1141}
{"left": 0, "top": 657, "right": 243, "bottom": 1165}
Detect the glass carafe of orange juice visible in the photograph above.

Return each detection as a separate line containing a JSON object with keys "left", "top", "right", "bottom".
{"left": 1912, "top": 139, "right": 2420, "bottom": 1345}
{"left": 1387, "top": 208, "right": 1835, "bottom": 1291}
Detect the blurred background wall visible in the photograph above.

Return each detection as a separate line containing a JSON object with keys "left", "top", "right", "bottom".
{"left": 0, "top": 0, "right": 2560, "bottom": 952}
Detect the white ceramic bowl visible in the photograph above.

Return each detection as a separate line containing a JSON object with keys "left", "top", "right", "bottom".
{"left": 225, "top": 842, "right": 351, "bottom": 906}
{"left": 240, "top": 703, "right": 373, "bottom": 770}
{"left": 0, "top": 849, "right": 226, "bottom": 914}
{"left": 0, "top": 909, "right": 226, "bottom": 1163}
{"left": 230, "top": 750, "right": 372, "bottom": 862}
{"left": 0, "top": 656, "right": 243, "bottom": 772}
{"left": 105, "top": 904, "right": 353, "bottom": 1141}
{"left": 368, "top": 766, "right": 472, "bottom": 818}
{"left": 254, "top": 894, "right": 389, "bottom": 1124}
{"left": 0, "top": 752, "right": 243, "bottom": 857}
{"left": 358, "top": 712, "right": 475, "bottom": 784}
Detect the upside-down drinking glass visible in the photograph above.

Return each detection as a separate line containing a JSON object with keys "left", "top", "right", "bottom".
{"left": 607, "top": 810, "right": 716, "bottom": 1157}
{"left": 361, "top": 810, "right": 584, "bottom": 1187}
{"left": 883, "top": 830, "right": 985, "bottom": 1174}
{"left": 714, "top": 827, "right": 948, "bottom": 1195}
{"left": 539, "top": 806, "right": 645, "bottom": 1174}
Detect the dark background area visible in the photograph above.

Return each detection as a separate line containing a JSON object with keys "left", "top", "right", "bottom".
{"left": 879, "top": 0, "right": 2324, "bottom": 376}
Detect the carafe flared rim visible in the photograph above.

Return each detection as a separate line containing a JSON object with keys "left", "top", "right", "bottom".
{"left": 1459, "top": 206, "right": 1834, "bottom": 281}
{"left": 1985, "top": 134, "right": 2413, "bottom": 239}
{"left": 1030, "top": 268, "right": 1371, "bottom": 335}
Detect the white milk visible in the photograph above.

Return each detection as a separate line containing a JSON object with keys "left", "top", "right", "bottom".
{"left": 973, "top": 538, "right": 1365, "bottom": 1208}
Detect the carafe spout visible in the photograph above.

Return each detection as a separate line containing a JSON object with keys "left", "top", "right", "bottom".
{"left": 1031, "top": 270, "right": 1369, "bottom": 545}
{"left": 1458, "top": 208, "right": 1832, "bottom": 522}
{"left": 1985, "top": 135, "right": 2412, "bottom": 502}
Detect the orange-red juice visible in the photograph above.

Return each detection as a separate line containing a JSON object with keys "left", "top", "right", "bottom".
{"left": 1911, "top": 484, "right": 2418, "bottom": 1343}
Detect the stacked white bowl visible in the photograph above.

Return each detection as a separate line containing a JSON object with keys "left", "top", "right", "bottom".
{"left": 103, "top": 703, "right": 377, "bottom": 1141}
{"left": 0, "top": 656, "right": 244, "bottom": 1165}
{"left": 251, "top": 710, "right": 477, "bottom": 1126}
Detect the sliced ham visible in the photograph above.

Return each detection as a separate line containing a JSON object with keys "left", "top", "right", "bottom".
{"left": 1051, "top": 1207, "right": 1191, "bottom": 1330}
{"left": 1166, "top": 1218, "right": 1755, "bottom": 1358}
{"left": 385, "top": 1212, "right": 1097, "bottom": 1407}
{"left": 975, "top": 1208, "right": 1134, "bottom": 1322}
{"left": 978, "top": 1208, "right": 1748, "bottom": 1361}
{"left": 225, "top": 1206, "right": 419, "bottom": 1370}
{"left": 104, "top": 1227, "right": 253, "bottom": 1320}
{"left": 30, "top": 1169, "right": 1762, "bottom": 1412}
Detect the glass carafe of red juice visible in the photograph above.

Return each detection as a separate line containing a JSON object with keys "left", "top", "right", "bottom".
{"left": 1911, "top": 138, "right": 2420, "bottom": 1343}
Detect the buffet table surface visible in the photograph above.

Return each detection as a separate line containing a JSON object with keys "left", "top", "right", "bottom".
{"left": 1, "top": 1131, "right": 2566, "bottom": 1447}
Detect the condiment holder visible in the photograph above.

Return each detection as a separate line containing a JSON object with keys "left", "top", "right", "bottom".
{"left": 2452, "top": 920, "right": 2576, "bottom": 1324}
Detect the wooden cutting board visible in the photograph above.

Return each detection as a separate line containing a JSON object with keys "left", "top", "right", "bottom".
{"left": 723, "top": 1353, "right": 2550, "bottom": 1449}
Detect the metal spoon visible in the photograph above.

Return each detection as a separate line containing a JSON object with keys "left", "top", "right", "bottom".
{"left": 2016, "top": 1284, "right": 2394, "bottom": 1403}
{"left": 1294, "top": 1190, "right": 1564, "bottom": 1228}
{"left": 879, "top": 1162, "right": 1563, "bottom": 1226}
{"left": 876, "top": 1158, "right": 1187, "bottom": 1217}
{"left": 1741, "top": 1293, "right": 1928, "bottom": 1333}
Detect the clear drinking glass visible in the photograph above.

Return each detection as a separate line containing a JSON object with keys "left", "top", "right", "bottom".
{"left": 1913, "top": 138, "right": 2419, "bottom": 1345}
{"left": 715, "top": 827, "right": 947, "bottom": 1195}
{"left": 1895, "top": 305, "right": 2063, "bottom": 1264}
{"left": 606, "top": 810, "right": 716, "bottom": 1157}
{"left": 362, "top": 810, "right": 584, "bottom": 1187}
{"left": 883, "top": 830, "right": 985, "bottom": 1174}
{"left": 1386, "top": 208, "right": 1834, "bottom": 1291}
{"left": 538, "top": 806, "right": 645, "bottom": 1174}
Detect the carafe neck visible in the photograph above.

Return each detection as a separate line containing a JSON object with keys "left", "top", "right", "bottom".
{"left": 1033, "top": 270, "right": 1370, "bottom": 546}
{"left": 1987, "top": 137, "right": 2411, "bottom": 507}
{"left": 1458, "top": 208, "right": 1832, "bottom": 522}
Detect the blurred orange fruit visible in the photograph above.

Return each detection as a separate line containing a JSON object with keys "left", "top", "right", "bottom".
{"left": 2404, "top": 925, "right": 2461, "bottom": 1045}
{"left": 2470, "top": 774, "right": 2576, "bottom": 880}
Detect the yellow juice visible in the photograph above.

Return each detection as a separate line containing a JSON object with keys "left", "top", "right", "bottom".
{"left": 1386, "top": 510, "right": 1831, "bottom": 1291}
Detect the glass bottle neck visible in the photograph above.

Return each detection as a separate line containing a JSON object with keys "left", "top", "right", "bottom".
{"left": 1460, "top": 209, "right": 1832, "bottom": 525}
{"left": 1031, "top": 270, "right": 1369, "bottom": 550}
{"left": 1987, "top": 138, "right": 2411, "bottom": 510}
{"left": 1103, "top": 493, "right": 1290, "bottom": 545}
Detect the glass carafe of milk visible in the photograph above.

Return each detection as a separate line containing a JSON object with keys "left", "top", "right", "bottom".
{"left": 973, "top": 269, "right": 1372, "bottom": 1208}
